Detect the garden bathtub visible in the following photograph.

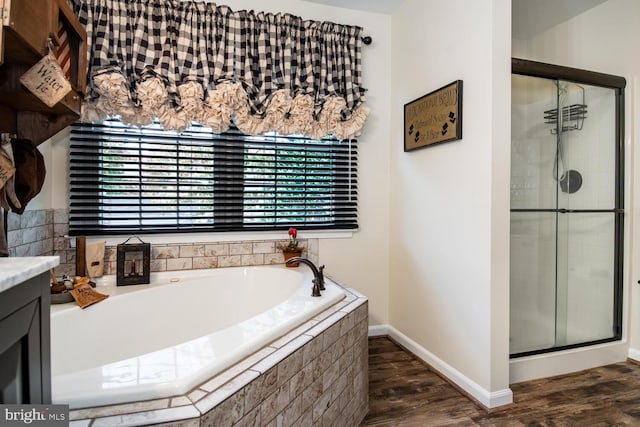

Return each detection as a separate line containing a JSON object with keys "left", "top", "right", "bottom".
{"left": 50, "top": 266, "right": 344, "bottom": 409}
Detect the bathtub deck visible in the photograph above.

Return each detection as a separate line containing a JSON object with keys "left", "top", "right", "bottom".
{"left": 68, "top": 282, "right": 369, "bottom": 427}
{"left": 362, "top": 337, "right": 640, "bottom": 426}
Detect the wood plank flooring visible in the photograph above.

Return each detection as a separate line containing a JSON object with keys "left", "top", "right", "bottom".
{"left": 361, "top": 337, "right": 640, "bottom": 426}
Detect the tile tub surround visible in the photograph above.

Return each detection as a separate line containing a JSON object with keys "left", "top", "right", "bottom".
{"left": 102, "top": 237, "right": 318, "bottom": 276}
{"left": 68, "top": 286, "right": 369, "bottom": 427}
{"left": 47, "top": 209, "right": 320, "bottom": 277}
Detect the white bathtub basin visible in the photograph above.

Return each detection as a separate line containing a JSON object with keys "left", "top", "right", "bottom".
{"left": 50, "top": 266, "right": 344, "bottom": 409}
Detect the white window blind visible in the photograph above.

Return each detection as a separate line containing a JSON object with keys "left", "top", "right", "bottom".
{"left": 68, "top": 119, "right": 358, "bottom": 235}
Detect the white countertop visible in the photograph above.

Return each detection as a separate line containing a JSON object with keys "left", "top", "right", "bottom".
{"left": 0, "top": 256, "right": 60, "bottom": 293}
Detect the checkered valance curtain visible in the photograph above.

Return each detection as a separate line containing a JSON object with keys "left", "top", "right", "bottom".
{"left": 69, "top": 0, "right": 369, "bottom": 139}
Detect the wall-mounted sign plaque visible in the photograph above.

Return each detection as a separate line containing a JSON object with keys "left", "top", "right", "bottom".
{"left": 404, "top": 80, "right": 463, "bottom": 152}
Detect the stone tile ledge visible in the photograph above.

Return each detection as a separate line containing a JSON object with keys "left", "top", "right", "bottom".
{"left": 69, "top": 284, "right": 368, "bottom": 427}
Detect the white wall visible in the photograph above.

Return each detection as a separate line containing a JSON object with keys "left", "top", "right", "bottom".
{"left": 38, "top": 0, "right": 393, "bottom": 327}
{"left": 511, "top": 0, "right": 640, "bottom": 363}
{"left": 36, "top": 0, "right": 517, "bottom": 407}
{"left": 388, "top": 0, "right": 512, "bottom": 407}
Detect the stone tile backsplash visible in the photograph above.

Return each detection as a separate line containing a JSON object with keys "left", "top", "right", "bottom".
{"left": 7, "top": 209, "right": 319, "bottom": 277}
{"left": 6, "top": 209, "right": 54, "bottom": 258}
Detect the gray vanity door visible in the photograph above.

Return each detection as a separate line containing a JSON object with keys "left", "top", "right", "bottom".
{"left": 0, "top": 272, "right": 51, "bottom": 403}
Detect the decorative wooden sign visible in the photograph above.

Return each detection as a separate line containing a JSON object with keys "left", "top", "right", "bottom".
{"left": 404, "top": 80, "right": 463, "bottom": 152}
{"left": 19, "top": 54, "right": 72, "bottom": 108}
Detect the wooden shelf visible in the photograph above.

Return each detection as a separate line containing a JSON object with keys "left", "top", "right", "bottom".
{"left": 0, "top": 0, "right": 87, "bottom": 146}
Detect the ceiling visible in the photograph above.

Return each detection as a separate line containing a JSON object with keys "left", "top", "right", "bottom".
{"left": 512, "top": 0, "right": 608, "bottom": 39}
{"left": 301, "top": 0, "right": 608, "bottom": 40}
{"left": 300, "top": 0, "right": 404, "bottom": 14}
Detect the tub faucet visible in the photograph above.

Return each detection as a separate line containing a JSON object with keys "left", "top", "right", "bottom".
{"left": 286, "top": 257, "right": 324, "bottom": 297}
{"left": 317, "top": 265, "right": 325, "bottom": 290}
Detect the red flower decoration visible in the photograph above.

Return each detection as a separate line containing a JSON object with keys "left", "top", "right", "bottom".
{"left": 288, "top": 227, "right": 297, "bottom": 238}
{"left": 281, "top": 227, "right": 302, "bottom": 253}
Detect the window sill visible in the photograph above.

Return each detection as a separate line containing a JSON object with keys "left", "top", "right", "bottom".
{"left": 80, "top": 230, "right": 354, "bottom": 247}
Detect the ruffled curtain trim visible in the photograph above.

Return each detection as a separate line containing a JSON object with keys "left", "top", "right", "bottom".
{"left": 80, "top": 77, "right": 369, "bottom": 139}
{"left": 72, "top": 1, "right": 369, "bottom": 140}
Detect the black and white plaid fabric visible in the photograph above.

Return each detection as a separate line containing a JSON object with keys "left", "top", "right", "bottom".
{"left": 233, "top": 12, "right": 365, "bottom": 117}
{"left": 70, "top": 0, "right": 368, "bottom": 138}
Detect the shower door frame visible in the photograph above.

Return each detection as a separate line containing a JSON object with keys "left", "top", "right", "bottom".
{"left": 510, "top": 58, "right": 626, "bottom": 358}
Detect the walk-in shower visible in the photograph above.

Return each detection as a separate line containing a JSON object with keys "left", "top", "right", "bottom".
{"left": 510, "top": 59, "right": 626, "bottom": 358}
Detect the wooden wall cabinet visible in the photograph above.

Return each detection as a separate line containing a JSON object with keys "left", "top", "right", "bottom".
{"left": 0, "top": 0, "right": 87, "bottom": 146}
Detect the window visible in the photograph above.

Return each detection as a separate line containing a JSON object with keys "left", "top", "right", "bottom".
{"left": 68, "top": 119, "right": 358, "bottom": 236}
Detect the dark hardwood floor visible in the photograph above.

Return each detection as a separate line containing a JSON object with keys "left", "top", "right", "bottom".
{"left": 361, "top": 337, "right": 640, "bottom": 426}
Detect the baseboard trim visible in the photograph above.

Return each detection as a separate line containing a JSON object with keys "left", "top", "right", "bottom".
{"left": 629, "top": 348, "right": 640, "bottom": 362}
{"left": 367, "top": 324, "right": 389, "bottom": 337}
{"left": 369, "top": 324, "right": 512, "bottom": 409}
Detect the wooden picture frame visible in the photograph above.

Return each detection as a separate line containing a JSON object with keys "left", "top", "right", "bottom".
{"left": 404, "top": 80, "right": 463, "bottom": 152}
{"left": 116, "top": 237, "right": 150, "bottom": 286}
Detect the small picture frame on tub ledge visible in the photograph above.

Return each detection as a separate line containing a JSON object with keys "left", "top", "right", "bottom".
{"left": 404, "top": 80, "right": 463, "bottom": 152}
{"left": 116, "top": 236, "right": 151, "bottom": 286}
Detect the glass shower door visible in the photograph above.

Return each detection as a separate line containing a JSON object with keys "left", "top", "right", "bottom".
{"left": 554, "top": 81, "right": 619, "bottom": 348}
{"left": 510, "top": 70, "right": 623, "bottom": 357}
{"left": 510, "top": 74, "right": 560, "bottom": 355}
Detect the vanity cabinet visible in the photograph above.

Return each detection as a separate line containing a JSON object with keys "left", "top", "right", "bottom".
{"left": 0, "top": 272, "right": 51, "bottom": 403}
{"left": 0, "top": 0, "right": 87, "bottom": 146}
{"left": 0, "top": 257, "right": 58, "bottom": 404}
